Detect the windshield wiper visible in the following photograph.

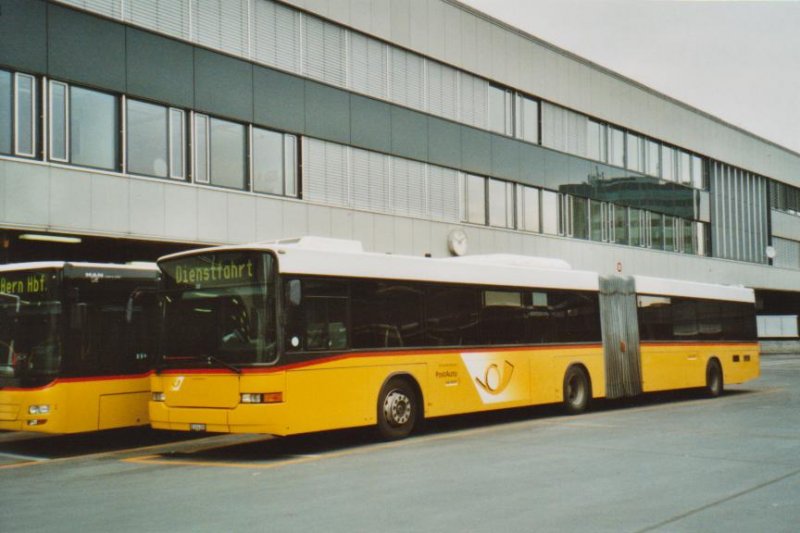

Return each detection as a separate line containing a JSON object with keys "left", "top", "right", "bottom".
{"left": 205, "top": 354, "right": 241, "bottom": 374}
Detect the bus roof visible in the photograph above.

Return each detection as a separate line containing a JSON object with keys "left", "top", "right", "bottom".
{"left": 160, "top": 237, "right": 599, "bottom": 291}
{"left": 0, "top": 261, "right": 159, "bottom": 279}
{"left": 634, "top": 275, "right": 754, "bottom": 304}
{"left": 158, "top": 237, "right": 756, "bottom": 302}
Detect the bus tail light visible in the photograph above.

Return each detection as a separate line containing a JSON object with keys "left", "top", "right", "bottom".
{"left": 152, "top": 392, "right": 166, "bottom": 402}
{"left": 241, "top": 392, "right": 283, "bottom": 404}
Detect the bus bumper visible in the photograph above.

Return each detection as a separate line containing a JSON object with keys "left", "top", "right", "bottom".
{"left": 149, "top": 401, "right": 290, "bottom": 435}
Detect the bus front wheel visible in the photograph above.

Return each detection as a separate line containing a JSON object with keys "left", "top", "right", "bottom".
{"left": 377, "top": 377, "right": 418, "bottom": 440}
{"left": 563, "top": 366, "right": 591, "bottom": 414}
{"left": 705, "top": 359, "right": 723, "bottom": 398}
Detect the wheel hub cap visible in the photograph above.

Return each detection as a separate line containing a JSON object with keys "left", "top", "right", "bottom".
{"left": 383, "top": 390, "right": 411, "bottom": 427}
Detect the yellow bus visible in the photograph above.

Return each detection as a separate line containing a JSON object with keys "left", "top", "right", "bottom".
{"left": 150, "top": 237, "right": 759, "bottom": 440}
{"left": 0, "top": 262, "right": 159, "bottom": 433}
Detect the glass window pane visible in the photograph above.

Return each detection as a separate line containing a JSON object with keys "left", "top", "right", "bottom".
{"left": 572, "top": 196, "right": 589, "bottom": 239}
{"left": 629, "top": 208, "right": 641, "bottom": 247}
{"left": 489, "top": 179, "right": 511, "bottom": 228}
{"left": 194, "top": 114, "right": 208, "bottom": 183}
{"left": 521, "top": 186, "right": 540, "bottom": 232}
{"left": 0, "top": 71, "right": 13, "bottom": 154}
{"left": 210, "top": 118, "right": 245, "bottom": 190}
{"left": 626, "top": 133, "right": 641, "bottom": 172}
{"left": 650, "top": 212, "right": 664, "bottom": 249}
{"left": 127, "top": 99, "right": 168, "bottom": 177}
{"left": 15, "top": 74, "right": 35, "bottom": 156}
{"left": 465, "top": 174, "right": 486, "bottom": 225}
{"left": 662, "top": 146, "right": 675, "bottom": 182}
{"left": 253, "top": 126, "right": 284, "bottom": 195}
{"left": 50, "top": 82, "right": 67, "bottom": 161}
{"left": 609, "top": 127, "right": 624, "bottom": 167}
{"left": 488, "top": 85, "right": 508, "bottom": 135}
{"left": 614, "top": 205, "right": 628, "bottom": 245}
{"left": 691, "top": 155, "right": 703, "bottom": 189}
{"left": 587, "top": 120, "right": 606, "bottom": 162}
{"left": 70, "top": 86, "right": 117, "bottom": 170}
{"left": 284, "top": 135, "right": 297, "bottom": 197}
{"left": 170, "top": 109, "right": 185, "bottom": 179}
{"left": 520, "top": 96, "right": 539, "bottom": 143}
{"left": 590, "top": 200, "right": 603, "bottom": 241}
{"left": 664, "top": 215, "right": 675, "bottom": 251}
{"left": 679, "top": 151, "right": 692, "bottom": 185}
{"left": 646, "top": 139, "right": 660, "bottom": 177}
{"left": 541, "top": 190, "right": 559, "bottom": 235}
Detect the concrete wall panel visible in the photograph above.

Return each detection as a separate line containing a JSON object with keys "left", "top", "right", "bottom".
{"left": 163, "top": 185, "right": 198, "bottom": 241}
{"left": 3, "top": 161, "right": 49, "bottom": 227}
{"left": 91, "top": 173, "right": 129, "bottom": 234}
{"left": 50, "top": 168, "right": 91, "bottom": 230}
{"left": 196, "top": 188, "right": 228, "bottom": 243}
{"left": 129, "top": 179, "right": 165, "bottom": 238}
{"left": 227, "top": 194, "right": 257, "bottom": 244}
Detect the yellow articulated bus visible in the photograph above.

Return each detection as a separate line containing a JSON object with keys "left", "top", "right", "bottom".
{"left": 150, "top": 237, "right": 759, "bottom": 440}
{"left": 0, "top": 262, "right": 159, "bottom": 433}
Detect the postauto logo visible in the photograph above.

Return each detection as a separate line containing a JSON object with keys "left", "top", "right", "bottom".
{"left": 460, "top": 354, "right": 518, "bottom": 404}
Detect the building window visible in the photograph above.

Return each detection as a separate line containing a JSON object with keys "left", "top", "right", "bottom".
{"left": 51, "top": 83, "right": 118, "bottom": 170}
{"left": 626, "top": 132, "right": 643, "bottom": 173}
{"left": 127, "top": 99, "right": 185, "bottom": 179}
{"left": 252, "top": 126, "right": 298, "bottom": 197}
{"left": 587, "top": 120, "right": 607, "bottom": 163}
{"left": 691, "top": 155, "right": 704, "bottom": 189}
{"left": 609, "top": 126, "right": 625, "bottom": 167}
{"left": 515, "top": 94, "right": 539, "bottom": 144}
{"left": 0, "top": 70, "right": 13, "bottom": 155}
{"left": 488, "top": 178, "right": 514, "bottom": 228}
{"left": 488, "top": 84, "right": 513, "bottom": 136}
{"left": 194, "top": 113, "right": 246, "bottom": 190}
{"left": 661, "top": 145, "right": 676, "bottom": 182}
{"left": 678, "top": 150, "right": 692, "bottom": 185}
{"left": 541, "top": 190, "right": 559, "bottom": 235}
{"left": 645, "top": 139, "right": 660, "bottom": 177}
{"left": 650, "top": 212, "right": 664, "bottom": 250}
{"left": 516, "top": 185, "right": 540, "bottom": 232}
{"left": 561, "top": 195, "right": 589, "bottom": 239}
{"left": 1, "top": 70, "right": 37, "bottom": 158}
{"left": 614, "top": 206, "right": 629, "bottom": 245}
{"left": 464, "top": 174, "right": 486, "bottom": 225}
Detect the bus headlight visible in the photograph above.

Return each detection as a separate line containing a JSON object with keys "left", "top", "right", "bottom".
{"left": 152, "top": 392, "right": 166, "bottom": 402}
{"left": 28, "top": 405, "right": 51, "bottom": 415}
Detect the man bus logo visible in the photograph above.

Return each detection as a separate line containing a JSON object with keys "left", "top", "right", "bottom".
{"left": 475, "top": 360, "right": 515, "bottom": 395}
{"left": 171, "top": 376, "right": 185, "bottom": 391}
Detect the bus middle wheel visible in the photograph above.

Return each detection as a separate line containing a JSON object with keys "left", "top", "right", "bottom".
{"left": 377, "top": 377, "right": 418, "bottom": 440}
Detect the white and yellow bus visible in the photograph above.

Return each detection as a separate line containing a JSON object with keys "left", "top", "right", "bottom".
{"left": 150, "top": 237, "right": 759, "bottom": 440}
{"left": 0, "top": 262, "right": 159, "bottom": 433}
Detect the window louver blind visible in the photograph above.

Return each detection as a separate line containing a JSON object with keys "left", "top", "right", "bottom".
{"left": 59, "top": 0, "right": 122, "bottom": 18}
{"left": 459, "top": 73, "right": 488, "bottom": 129}
{"left": 428, "top": 166, "right": 460, "bottom": 222}
{"left": 349, "top": 33, "right": 388, "bottom": 99}
{"left": 542, "top": 102, "right": 588, "bottom": 157}
{"left": 391, "top": 158, "right": 427, "bottom": 219}
{"left": 352, "top": 148, "right": 391, "bottom": 212}
{"left": 427, "top": 62, "right": 459, "bottom": 121}
{"left": 191, "top": 0, "right": 249, "bottom": 57}
{"left": 303, "top": 17, "right": 347, "bottom": 87}
{"left": 304, "top": 138, "right": 350, "bottom": 207}
{"left": 125, "top": 0, "right": 191, "bottom": 40}
{"left": 390, "top": 48, "right": 425, "bottom": 111}
{"left": 252, "top": 0, "right": 302, "bottom": 73}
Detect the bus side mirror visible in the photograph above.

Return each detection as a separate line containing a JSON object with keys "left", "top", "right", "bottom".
{"left": 287, "top": 280, "right": 302, "bottom": 307}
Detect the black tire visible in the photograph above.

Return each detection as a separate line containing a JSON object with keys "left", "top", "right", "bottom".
{"left": 705, "top": 358, "right": 724, "bottom": 398}
{"left": 377, "top": 377, "right": 418, "bottom": 440}
{"left": 563, "top": 366, "right": 591, "bottom": 414}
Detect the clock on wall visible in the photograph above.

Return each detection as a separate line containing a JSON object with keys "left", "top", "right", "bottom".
{"left": 447, "top": 229, "right": 468, "bottom": 256}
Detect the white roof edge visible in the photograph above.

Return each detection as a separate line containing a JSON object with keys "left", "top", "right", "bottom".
{"left": 0, "top": 261, "right": 159, "bottom": 273}
{"left": 634, "top": 275, "right": 754, "bottom": 304}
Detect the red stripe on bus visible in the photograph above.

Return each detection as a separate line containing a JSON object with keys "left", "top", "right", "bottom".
{"left": 1, "top": 371, "right": 153, "bottom": 392}
{"left": 156, "top": 344, "right": 605, "bottom": 376}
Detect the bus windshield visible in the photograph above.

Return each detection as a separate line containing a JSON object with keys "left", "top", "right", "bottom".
{"left": 0, "top": 294, "right": 62, "bottom": 382}
{"left": 159, "top": 252, "right": 276, "bottom": 367}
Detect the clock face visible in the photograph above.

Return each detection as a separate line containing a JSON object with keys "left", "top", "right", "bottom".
{"left": 448, "top": 229, "right": 468, "bottom": 256}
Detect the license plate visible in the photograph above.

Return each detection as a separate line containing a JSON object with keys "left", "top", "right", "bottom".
{"left": 190, "top": 423, "right": 207, "bottom": 432}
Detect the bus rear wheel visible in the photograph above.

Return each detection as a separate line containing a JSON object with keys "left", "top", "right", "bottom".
{"left": 563, "top": 366, "right": 591, "bottom": 414}
{"left": 377, "top": 377, "right": 418, "bottom": 440}
{"left": 705, "top": 359, "right": 723, "bottom": 398}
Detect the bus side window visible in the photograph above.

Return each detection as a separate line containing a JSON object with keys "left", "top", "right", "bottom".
{"left": 285, "top": 279, "right": 349, "bottom": 352}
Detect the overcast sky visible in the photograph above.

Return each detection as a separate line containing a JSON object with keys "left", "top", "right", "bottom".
{"left": 460, "top": 0, "right": 800, "bottom": 154}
